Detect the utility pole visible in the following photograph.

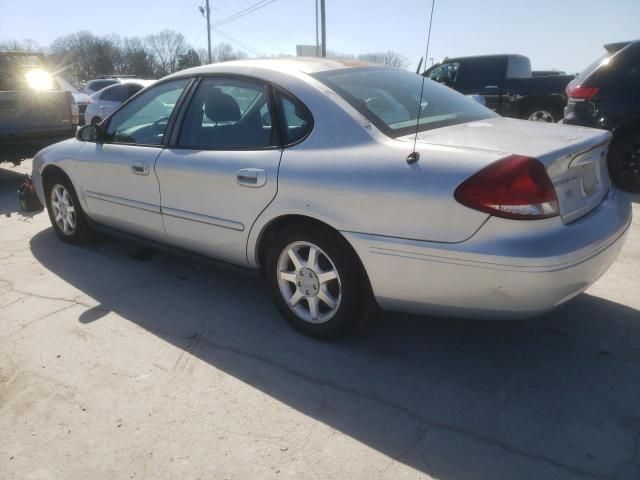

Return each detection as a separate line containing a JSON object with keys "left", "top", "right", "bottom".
{"left": 199, "top": 1, "right": 212, "bottom": 63}
{"left": 320, "top": 0, "right": 326, "bottom": 57}
{"left": 206, "top": 0, "right": 212, "bottom": 63}
{"left": 315, "top": 0, "right": 319, "bottom": 57}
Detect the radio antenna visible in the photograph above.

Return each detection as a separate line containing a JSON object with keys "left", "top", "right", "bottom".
{"left": 408, "top": 0, "right": 436, "bottom": 163}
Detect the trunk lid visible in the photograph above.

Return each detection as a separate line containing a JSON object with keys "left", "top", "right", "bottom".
{"left": 400, "top": 117, "right": 612, "bottom": 223}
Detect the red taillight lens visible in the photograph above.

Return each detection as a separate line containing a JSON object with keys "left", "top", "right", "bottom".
{"left": 566, "top": 84, "right": 600, "bottom": 100}
{"left": 454, "top": 155, "right": 559, "bottom": 220}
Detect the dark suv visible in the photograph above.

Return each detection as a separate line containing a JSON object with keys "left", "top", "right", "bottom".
{"left": 564, "top": 41, "right": 640, "bottom": 192}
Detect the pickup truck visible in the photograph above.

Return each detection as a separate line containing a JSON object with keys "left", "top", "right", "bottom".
{"left": 424, "top": 54, "right": 575, "bottom": 123}
{"left": 0, "top": 51, "right": 77, "bottom": 165}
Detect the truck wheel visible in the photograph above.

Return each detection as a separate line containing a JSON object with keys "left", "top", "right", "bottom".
{"left": 609, "top": 130, "right": 640, "bottom": 193}
{"left": 525, "top": 107, "right": 561, "bottom": 123}
{"left": 44, "top": 173, "right": 93, "bottom": 244}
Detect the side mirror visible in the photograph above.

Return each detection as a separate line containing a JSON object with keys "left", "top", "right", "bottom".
{"left": 76, "top": 123, "right": 103, "bottom": 143}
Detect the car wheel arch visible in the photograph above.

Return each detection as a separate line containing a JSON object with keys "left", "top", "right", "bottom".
{"left": 254, "top": 214, "right": 372, "bottom": 289}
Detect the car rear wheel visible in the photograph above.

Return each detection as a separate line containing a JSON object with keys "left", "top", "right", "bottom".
{"left": 609, "top": 130, "right": 640, "bottom": 193}
{"left": 265, "top": 224, "right": 375, "bottom": 340}
{"left": 44, "top": 173, "right": 93, "bottom": 244}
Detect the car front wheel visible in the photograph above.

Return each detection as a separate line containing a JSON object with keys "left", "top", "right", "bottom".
{"left": 45, "top": 173, "right": 93, "bottom": 244}
{"left": 265, "top": 224, "right": 375, "bottom": 340}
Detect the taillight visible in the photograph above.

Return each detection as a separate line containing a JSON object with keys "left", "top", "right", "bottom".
{"left": 454, "top": 155, "right": 559, "bottom": 220}
{"left": 566, "top": 84, "right": 600, "bottom": 100}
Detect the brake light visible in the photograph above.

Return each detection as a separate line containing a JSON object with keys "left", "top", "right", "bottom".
{"left": 566, "top": 84, "right": 600, "bottom": 100}
{"left": 454, "top": 155, "right": 559, "bottom": 220}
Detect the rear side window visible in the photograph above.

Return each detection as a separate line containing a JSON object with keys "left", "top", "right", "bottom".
{"left": 456, "top": 57, "right": 506, "bottom": 91}
{"left": 100, "top": 84, "right": 129, "bottom": 102}
{"left": 506, "top": 56, "right": 531, "bottom": 79}
{"left": 177, "top": 77, "right": 276, "bottom": 149}
{"left": 277, "top": 92, "right": 312, "bottom": 144}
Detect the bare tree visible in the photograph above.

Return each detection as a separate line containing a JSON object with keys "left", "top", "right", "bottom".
{"left": 357, "top": 51, "right": 409, "bottom": 69}
{"left": 177, "top": 48, "right": 202, "bottom": 71}
{"left": 146, "top": 30, "right": 187, "bottom": 76}
{"left": 0, "top": 38, "right": 42, "bottom": 52}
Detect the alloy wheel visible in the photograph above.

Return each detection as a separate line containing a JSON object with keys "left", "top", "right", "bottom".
{"left": 527, "top": 110, "right": 555, "bottom": 122}
{"left": 50, "top": 184, "right": 76, "bottom": 235}
{"left": 277, "top": 241, "right": 342, "bottom": 324}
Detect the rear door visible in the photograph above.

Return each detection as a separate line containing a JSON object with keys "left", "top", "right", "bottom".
{"left": 454, "top": 57, "right": 507, "bottom": 113}
{"left": 156, "top": 76, "right": 283, "bottom": 265}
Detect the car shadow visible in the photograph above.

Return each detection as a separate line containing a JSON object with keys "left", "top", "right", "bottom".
{"left": 0, "top": 165, "right": 41, "bottom": 218}
{"left": 29, "top": 229, "right": 640, "bottom": 479}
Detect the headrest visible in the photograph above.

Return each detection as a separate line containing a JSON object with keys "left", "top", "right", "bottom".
{"left": 204, "top": 88, "right": 241, "bottom": 122}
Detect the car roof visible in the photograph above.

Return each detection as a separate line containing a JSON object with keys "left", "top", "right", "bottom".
{"left": 166, "top": 56, "right": 371, "bottom": 79}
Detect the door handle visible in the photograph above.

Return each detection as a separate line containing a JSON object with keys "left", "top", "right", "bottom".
{"left": 131, "top": 161, "right": 149, "bottom": 175}
{"left": 484, "top": 85, "right": 498, "bottom": 89}
{"left": 236, "top": 168, "right": 266, "bottom": 188}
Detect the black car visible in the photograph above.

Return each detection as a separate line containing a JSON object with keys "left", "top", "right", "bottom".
{"left": 424, "top": 54, "right": 574, "bottom": 123}
{"left": 564, "top": 41, "right": 640, "bottom": 192}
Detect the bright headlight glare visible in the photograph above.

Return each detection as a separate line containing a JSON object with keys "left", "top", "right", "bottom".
{"left": 25, "top": 69, "right": 54, "bottom": 90}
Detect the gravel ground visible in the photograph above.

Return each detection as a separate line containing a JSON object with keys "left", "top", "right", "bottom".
{"left": 1, "top": 160, "right": 639, "bottom": 480}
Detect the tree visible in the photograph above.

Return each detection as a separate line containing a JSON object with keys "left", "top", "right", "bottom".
{"left": 0, "top": 38, "right": 41, "bottom": 52}
{"left": 119, "top": 37, "right": 155, "bottom": 78}
{"left": 146, "top": 29, "right": 187, "bottom": 76}
{"left": 177, "top": 48, "right": 201, "bottom": 71}
{"left": 357, "top": 51, "right": 409, "bottom": 69}
{"left": 197, "top": 43, "right": 248, "bottom": 65}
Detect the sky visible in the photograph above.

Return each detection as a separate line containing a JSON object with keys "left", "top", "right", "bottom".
{"left": 0, "top": 0, "right": 639, "bottom": 73}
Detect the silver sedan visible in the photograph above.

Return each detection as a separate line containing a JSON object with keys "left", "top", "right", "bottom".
{"left": 32, "top": 58, "right": 632, "bottom": 339}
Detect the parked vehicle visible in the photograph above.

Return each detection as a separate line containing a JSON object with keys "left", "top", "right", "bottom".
{"left": 424, "top": 54, "right": 574, "bottom": 122}
{"left": 563, "top": 40, "right": 640, "bottom": 192}
{"left": 0, "top": 51, "right": 77, "bottom": 165}
{"left": 82, "top": 78, "right": 120, "bottom": 95}
{"left": 84, "top": 80, "right": 154, "bottom": 125}
{"left": 32, "top": 59, "right": 631, "bottom": 339}
{"left": 56, "top": 77, "right": 89, "bottom": 125}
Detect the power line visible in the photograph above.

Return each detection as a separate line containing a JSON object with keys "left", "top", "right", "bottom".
{"left": 212, "top": 0, "right": 277, "bottom": 28}
{"left": 214, "top": 29, "right": 266, "bottom": 57}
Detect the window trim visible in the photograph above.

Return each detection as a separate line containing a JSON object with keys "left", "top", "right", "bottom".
{"left": 167, "top": 73, "right": 285, "bottom": 152}
{"left": 100, "top": 77, "right": 196, "bottom": 149}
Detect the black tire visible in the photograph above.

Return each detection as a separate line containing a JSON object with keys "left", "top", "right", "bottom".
{"left": 265, "top": 223, "right": 376, "bottom": 340}
{"left": 609, "top": 130, "right": 640, "bottom": 193}
{"left": 523, "top": 106, "right": 562, "bottom": 123}
{"left": 44, "top": 172, "right": 93, "bottom": 244}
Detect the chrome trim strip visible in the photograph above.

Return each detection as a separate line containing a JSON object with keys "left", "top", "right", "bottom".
{"left": 85, "top": 191, "right": 161, "bottom": 214}
{"left": 162, "top": 207, "right": 244, "bottom": 231}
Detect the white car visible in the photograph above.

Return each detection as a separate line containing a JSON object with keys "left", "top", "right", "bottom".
{"left": 81, "top": 78, "right": 120, "bottom": 96}
{"left": 84, "top": 80, "right": 154, "bottom": 125}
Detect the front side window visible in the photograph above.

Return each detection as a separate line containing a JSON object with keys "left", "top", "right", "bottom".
{"left": 105, "top": 78, "right": 189, "bottom": 146}
{"left": 313, "top": 67, "right": 495, "bottom": 138}
{"left": 425, "top": 62, "right": 459, "bottom": 86}
{"left": 177, "top": 77, "right": 275, "bottom": 149}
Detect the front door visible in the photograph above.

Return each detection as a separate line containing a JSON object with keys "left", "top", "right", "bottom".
{"left": 156, "top": 76, "right": 282, "bottom": 265}
{"left": 77, "top": 78, "right": 191, "bottom": 240}
{"left": 454, "top": 57, "right": 507, "bottom": 114}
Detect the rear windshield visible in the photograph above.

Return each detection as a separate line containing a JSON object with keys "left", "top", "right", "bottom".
{"left": 312, "top": 67, "right": 495, "bottom": 138}
{"left": 576, "top": 53, "right": 611, "bottom": 81}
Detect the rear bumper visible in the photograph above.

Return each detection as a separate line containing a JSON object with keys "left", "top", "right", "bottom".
{"left": 342, "top": 188, "right": 631, "bottom": 319}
